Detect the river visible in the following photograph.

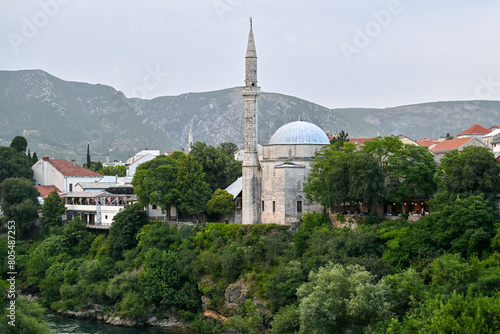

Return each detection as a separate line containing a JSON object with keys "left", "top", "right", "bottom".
{"left": 45, "top": 313, "right": 196, "bottom": 334}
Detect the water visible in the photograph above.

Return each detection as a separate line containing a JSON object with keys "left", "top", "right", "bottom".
{"left": 46, "top": 313, "right": 196, "bottom": 334}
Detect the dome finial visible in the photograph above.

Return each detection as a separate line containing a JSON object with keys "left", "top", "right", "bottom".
{"left": 298, "top": 113, "right": 301, "bottom": 121}
{"left": 250, "top": 17, "right": 252, "bottom": 30}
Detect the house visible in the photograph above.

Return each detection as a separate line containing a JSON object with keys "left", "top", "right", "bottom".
{"left": 429, "top": 136, "right": 490, "bottom": 163}
{"left": 456, "top": 124, "right": 491, "bottom": 138}
{"left": 126, "top": 149, "right": 160, "bottom": 176}
{"left": 482, "top": 128, "right": 500, "bottom": 150}
{"left": 62, "top": 190, "right": 135, "bottom": 228}
{"left": 234, "top": 144, "right": 262, "bottom": 162}
{"left": 416, "top": 138, "right": 440, "bottom": 149}
{"left": 32, "top": 157, "right": 102, "bottom": 193}
{"left": 35, "top": 185, "right": 61, "bottom": 204}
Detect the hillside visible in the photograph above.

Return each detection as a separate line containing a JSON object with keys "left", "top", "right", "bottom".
{"left": 1, "top": 69, "right": 499, "bottom": 163}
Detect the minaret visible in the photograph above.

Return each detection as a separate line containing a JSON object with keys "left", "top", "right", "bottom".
{"left": 242, "top": 18, "right": 261, "bottom": 225}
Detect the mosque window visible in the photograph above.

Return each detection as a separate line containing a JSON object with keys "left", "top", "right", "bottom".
{"left": 262, "top": 201, "right": 265, "bottom": 211}
{"left": 288, "top": 148, "right": 293, "bottom": 158}
{"left": 272, "top": 201, "right": 276, "bottom": 212}
{"left": 298, "top": 180, "right": 303, "bottom": 191}
{"left": 297, "top": 201, "right": 302, "bottom": 213}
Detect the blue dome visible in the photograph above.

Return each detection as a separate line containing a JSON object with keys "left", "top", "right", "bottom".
{"left": 268, "top": 121, "right": 330, "bottom": 145}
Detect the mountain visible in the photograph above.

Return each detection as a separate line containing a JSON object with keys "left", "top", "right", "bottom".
{"left": 1, "top": 69, "right": 499, "bottom": 163}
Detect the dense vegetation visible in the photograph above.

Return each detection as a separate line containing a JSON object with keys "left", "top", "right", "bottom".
{"left": 2, "top": 137, "right": 500, "bottom": 333}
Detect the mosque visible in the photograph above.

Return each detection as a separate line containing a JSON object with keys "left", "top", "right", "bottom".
{"left": 226, "top": 19, "right": 330, "bottom": 225}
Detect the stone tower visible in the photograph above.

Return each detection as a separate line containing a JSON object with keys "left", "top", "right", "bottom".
{"left": 242, "top": 18, "right": 261, "bottom": 225}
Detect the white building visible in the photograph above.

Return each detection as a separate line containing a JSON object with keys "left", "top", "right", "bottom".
{"left": 32, "top": 157, "right": 102, "bottom": 193}
{"left": 126, "top": 150, "right": 160, "bottom": 177}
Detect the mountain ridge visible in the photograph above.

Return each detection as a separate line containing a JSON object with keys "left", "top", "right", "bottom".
{"left": 1, "top": 69, "right": 499, "bottom": 163}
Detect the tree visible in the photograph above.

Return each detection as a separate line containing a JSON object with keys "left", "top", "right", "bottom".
{"left": 296, "top": 263, "right": 392, "bottom": 333}
{"left": 305, "top": 144, "right": 384, "bottom": 212}
{"left": 0, "top": 177, "right": 39, "bottom": 238}
{"left": 329, "top": 130, "right": 349, "bottom": 149}
{"left": 362, "top": 137, "right": 437, "bottom": 212}
{"left": 174, "top": 155, "right": 211, "bottom": 217}
{"left": 189, "top": 141, "right": 242, "bottom": 192}
{"left": 132, "top": 152, "right": 185, "bottom": 220}
{"left": 436, "top": 145, "right": 500, "bottom": 205}
{"left": 31, "top": 151, "right": 38, "bottom": 165}
{"left": 10, "top": 135, "right": 28, "bottom": 154}
{"left": 86, "top": 143, "right": 91, "bottom": 168}
{"left": 0, "top": 146, "right": 33, "bottom": 183}
{"left": 385, "top": 144, "right": 437, "bottom": 210}
{"left": 98, "top": 165, "right": 126, "bottom": 177}
{"left": 41, "top": 190, "right": 66, "bottom": 233}
{"left": 206, "top": 189, "right": 236, "bottom": 221}
{"left": 108, "top": 203, "right": 149, "bottom": 260}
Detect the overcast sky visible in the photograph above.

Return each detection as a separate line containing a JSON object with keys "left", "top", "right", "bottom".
{"left": 2, "top": 0, "right": 500, "bottom": 108}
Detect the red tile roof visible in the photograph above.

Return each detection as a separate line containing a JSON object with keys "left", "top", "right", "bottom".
{"left": 35, "top": 185, "right": 61, "bottom": 197}
{"left": 348, "top": 138, "right": 375, "bottom": 147}
{"left": 430, "top": 137, "right": 474, "bottom": 152}
{"left": 416, "top": 140, "right": 439, "bottom": 147}
{"left": 458, "top": 124, "right": 491, "bottom": 136}
{"left": 43, "top": 158, "right": 102, "bottom": 177}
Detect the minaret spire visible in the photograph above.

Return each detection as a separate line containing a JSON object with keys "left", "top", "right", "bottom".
{"left": 242, "top": 18, "right": 261, "bottom": 225}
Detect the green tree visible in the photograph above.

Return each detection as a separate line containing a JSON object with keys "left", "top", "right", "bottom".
{"left": 329, "top": 130, "right": 349, "bottom": 149}
{"left": 0, "top": 295, "right": 52, "bottom": 334}
{"left": 174, "top": 154, "right": 211, "bottom": 217}
{"left": 386, "top": 144, "right": 437, "bottom": 210}
{"left": 132, "top": 152, "right": 185, "bottom": 220}
{"left": 362, "top": 137, "right": 437, "bottom": 212}
{"left": 0, "top": 146, "right": 34, "bottom": 182}
{"left": 86, "top": 143, "right": 91, "bottom": 168}
{"left": 305, "top": 145, "right": 384, "bottom": 212}
{"left": 296, "top": 263, "right": 392, "bottom": 333}
{"left": 10, "top": 135, "right": 28, "bottom": 154}
{"left": 206, "top": 189, "right": 236, "bottom": 221}
{"left": 41, "top": 190, "right": 66, "bottom": 233}
{"left": 436, "top": 145, "right": 500, "bottom": 205}
{"left": 98, "top": 165, "right": 126, "bottom": 177}
{"left": 387, "top": 292, "right": 500, "bottom": 333}
{"left": 428, "top": 194, "right": 498, "bottom": 257}
{"left": 31, "top": 151, "right": 38, "bottom": 165}
{"left": 305, "top": 146, "right": 351, "bottom": 211}
{"left": 189, "top": 141, "right": 242, "bottom": 192}
{"left": 108, "top": 203, "right": 149, "bottom": 260}
{"left": 0, "top": 177, "right": 39, "bottom": 238}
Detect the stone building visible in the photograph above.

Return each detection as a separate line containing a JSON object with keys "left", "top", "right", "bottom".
{"left": 227, "top": 20, "right": 329, "bottom": 225}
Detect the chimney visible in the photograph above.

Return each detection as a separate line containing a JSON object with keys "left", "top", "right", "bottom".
{"left": 71, "top": 160, "right": 76, "bottom": 166}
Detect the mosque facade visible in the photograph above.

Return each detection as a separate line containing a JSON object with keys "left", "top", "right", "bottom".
{"left": 232, "top": 20, "right": 330, "bottom": 225}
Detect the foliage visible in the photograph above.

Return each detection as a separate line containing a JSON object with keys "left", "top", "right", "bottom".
{"left": 108, "top": 204, "right": 149, "bottom": 260}
{"left": 436, "top": 145, "right": 500, "bottom": 205}
{"left": 362, "top": 137, "right": 437, "bottom": 208}
{"left": 0, "top": 296, "right": 52, "bottom": 334}
{"left": 206, "top": 189, "right": 236, "bottom": 221}
{"left": 174, "top": 154, "right": 211, "bottom": 216}
{"left": 387, "top": 291, "right": 500, "bottom": 333}
{"left": 0, "top": 177, "right": 39, "bottom": 238}
{"left": 41, "top": 190, "right": 65, "bottom": 233}
{"left": 0, "top": 146, "right": 34, "bottom": 183}
{"left": 296, "top": 263, "right": 393, "bottom": 333}
{"left": 131, "top": 152, "right": 185, "bottom": 220}
{"left": 189, "top": 141, "right": 242, "bottom": 192}
{"left": 98, "top": 165, "right": 126, "bottom": 176}
{"left": 10, "top": 135, "right": 28, "bottom": 154}
{"left": 329, "top": 130, "right": 348, "bottom": 149}
{"left": 305, "top": 144, "right": 385, "bottom": 211}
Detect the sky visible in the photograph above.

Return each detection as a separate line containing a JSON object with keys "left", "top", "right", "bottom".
{"left": 1, "top": 0, "right": 500, "bottom": 109}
